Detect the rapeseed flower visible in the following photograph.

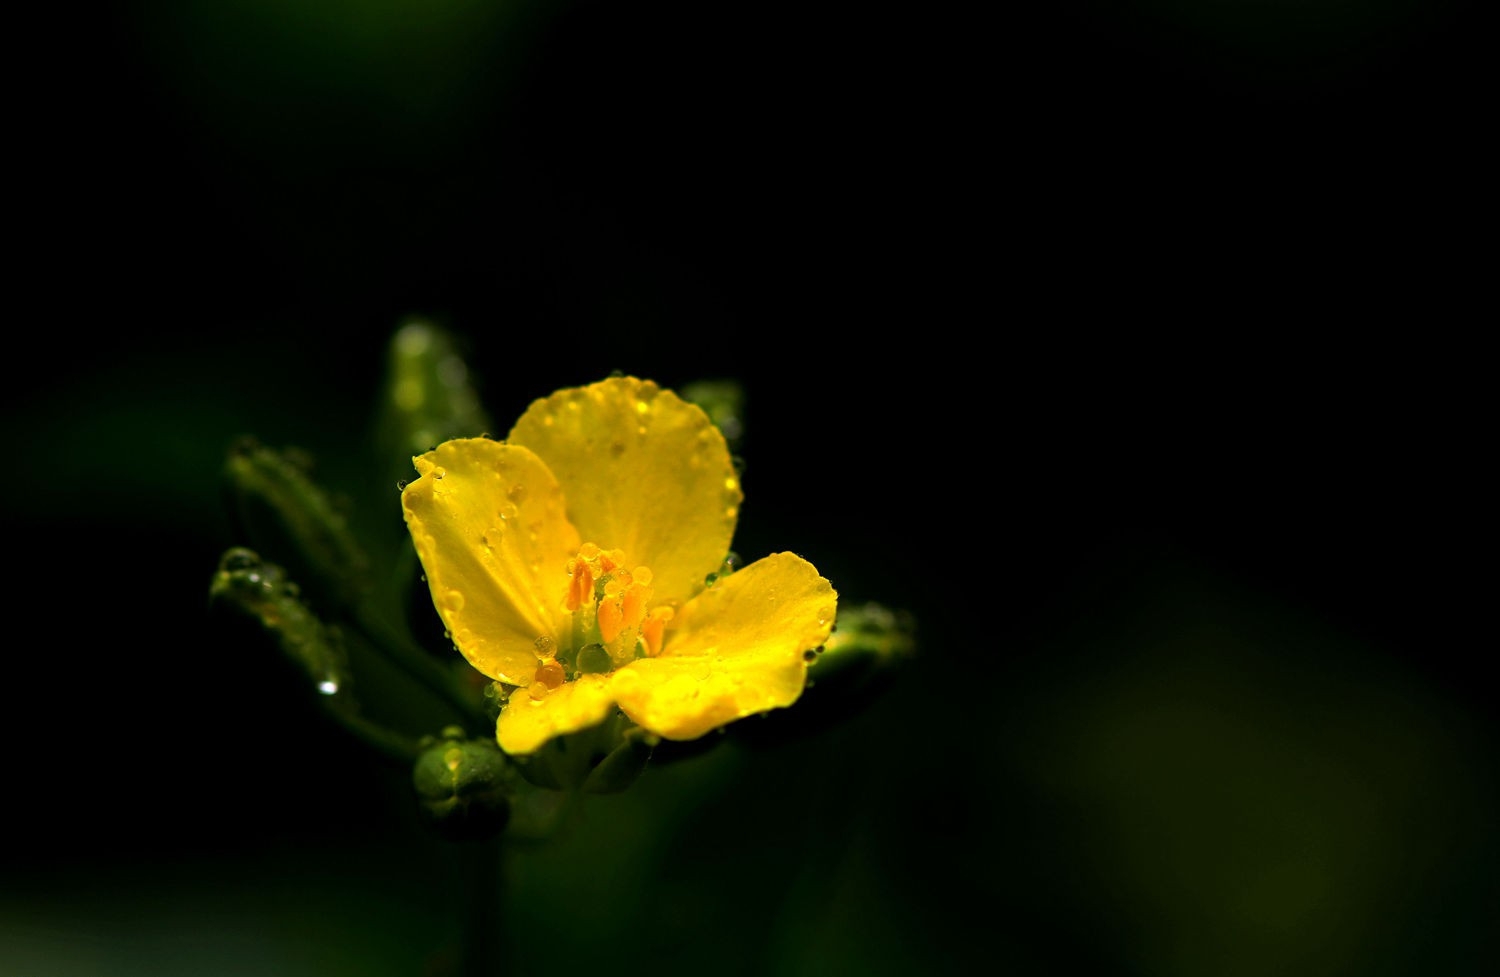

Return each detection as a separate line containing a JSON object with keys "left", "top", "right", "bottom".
{"left": 402, "top": 376, "right": 837, "bottom": 755}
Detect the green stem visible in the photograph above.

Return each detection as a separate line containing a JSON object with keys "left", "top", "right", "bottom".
{"left": 349, "top": 602, "right": 489, "bottom": 730}
{"left": 323, "top": 704, "right": 423, "bottom": 765}
{"left": 461, "top": 837, "right": 505, "bottom": 977}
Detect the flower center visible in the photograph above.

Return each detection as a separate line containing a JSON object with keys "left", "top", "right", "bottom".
{"left": 528, "top": 542, "right": 674, "bottom": 698}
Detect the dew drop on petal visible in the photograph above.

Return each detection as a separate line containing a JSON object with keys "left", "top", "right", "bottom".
{"left": 433, "top": 467, "right": 446, "bottom": 479}
{"left": 446, "top": 589, "right": 465, "bottom": 612}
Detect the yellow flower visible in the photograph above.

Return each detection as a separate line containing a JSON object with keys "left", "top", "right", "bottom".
{"left": 401, "top": 376, "right": 838, "bottom": 755}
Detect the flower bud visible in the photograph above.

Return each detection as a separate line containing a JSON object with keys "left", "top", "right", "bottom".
{"left": 680, "top": 379, "right": 745, "bottom": 452}
{"left": 412, "top": 726, "right": 512, "bottom": 841}
{"left": 378, "top": 318, "right": 492, "bottom": 463}
{"left": 209, "top": 547, "right": 352, "bottom": 702}
{"left": 732, "top": 601, "right": 916, "bottom": 747}
{"left": 222, "top": 439, "right": 372, "bottom": 613}
{"left": 808, "top": 601, "right": 915, "bottom": 692}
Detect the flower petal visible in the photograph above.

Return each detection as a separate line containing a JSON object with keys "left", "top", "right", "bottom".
{"left": 496, "top": 674, "right": 616, "bottom": 755}
{"left": 508, "top": 376, "right": 739, "bottom": 607}
{"left": 610, "top": 552, "right": 837, "bottom": 740}
{"left": 402, "top": 438, "right": 580, "bottom": 685}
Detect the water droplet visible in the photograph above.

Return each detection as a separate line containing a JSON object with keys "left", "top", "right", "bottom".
{"left": 317, "top": 680, "right": 339, "bottom": 695}
{"left": 499, "top": 503, "right": 518, "bottom": 521}
{"left": 446, "top": 590, "right": 465, "bottom": 612}
{"left": 433, "top": 467, "right": 447, "bottom": 479}
{"left": 508, "top": 484, "right": 526, "bottom": 503}
{"left": 395, "top": 479, "right": 408, "bottom": 491}
{"left": 221, "top": 548, "right": 260, "bottom": 572}
{"left": 803, "top": 649, "right": 816, "bottom": 662}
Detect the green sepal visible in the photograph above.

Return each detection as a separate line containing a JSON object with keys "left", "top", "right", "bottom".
{"left": 222, "top": 438, "right": 373, "bottom": 613}
{"left": 581, "top": 726, "right": 655, "bottom": 794}
{"left": 510, "top": 711, "right": 653, "bottom": 793}
{"left": 412, "top": 726, "right": 513, "bottom": 841}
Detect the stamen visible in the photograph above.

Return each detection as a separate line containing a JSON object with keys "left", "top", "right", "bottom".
{"left": 565, "top": 558, "right": 593, "bottom": 611}
{"left": 641, "top": 606, "right": 673, "bottom": 658}
{"left": 597, "top": 597, "right": 624, "bottom": 642}
{"left": 561, "top": 542, "right": 667, "bottom": 674}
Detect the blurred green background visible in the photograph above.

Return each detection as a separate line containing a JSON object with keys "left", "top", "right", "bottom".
{"left": 5, "top": 2, "right": 1491, "bottom": 975}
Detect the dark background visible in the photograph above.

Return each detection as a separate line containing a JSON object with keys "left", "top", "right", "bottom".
{"left": 6, "top": 2, "right": 1491, "bottom": 975}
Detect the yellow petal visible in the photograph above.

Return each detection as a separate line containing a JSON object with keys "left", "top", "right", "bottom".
{"left": 401, "top": 438, "right": 580, "bottom": 685}
{"left": 610, "top": 552, "right": 837, "bottom": 740}
{"left": 508, "top": 376, "right": 739, "bottom": 607}
{"left": 496, "top": 674, "right": 616, "bottom": 755}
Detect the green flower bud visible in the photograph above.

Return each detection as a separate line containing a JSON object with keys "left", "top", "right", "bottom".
{"left": 209, "top": 547, "right": 352, "bottom": 701}
{"left": 222, "top": 438, "right": 372, "bottom": 612}
{"left": 731, "top": 601, "right": 916, "bottom": 748}
{"left": 412, "top": 727, "right": 512, "bottom": 841}
{"left": 807, "top": 601, "right": 916, "bottom": 692}
{"left": 378, "top": 318, "right": 492, "bottom": 464}
{"left": 680, "top": 378, "right": 745, "bottom": 452}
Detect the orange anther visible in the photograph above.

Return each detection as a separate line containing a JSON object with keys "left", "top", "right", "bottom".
{"left": 621, "top": 582, "right": 647, "bottom": 630}
{"left": 641, "top": 607, "right": 673, "bottom": 657}
{"left": 566, "top": 560, "right": 594, "bottom": 611}
{"left": 597, "top": 597, "right": 624, "bottom": 643}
